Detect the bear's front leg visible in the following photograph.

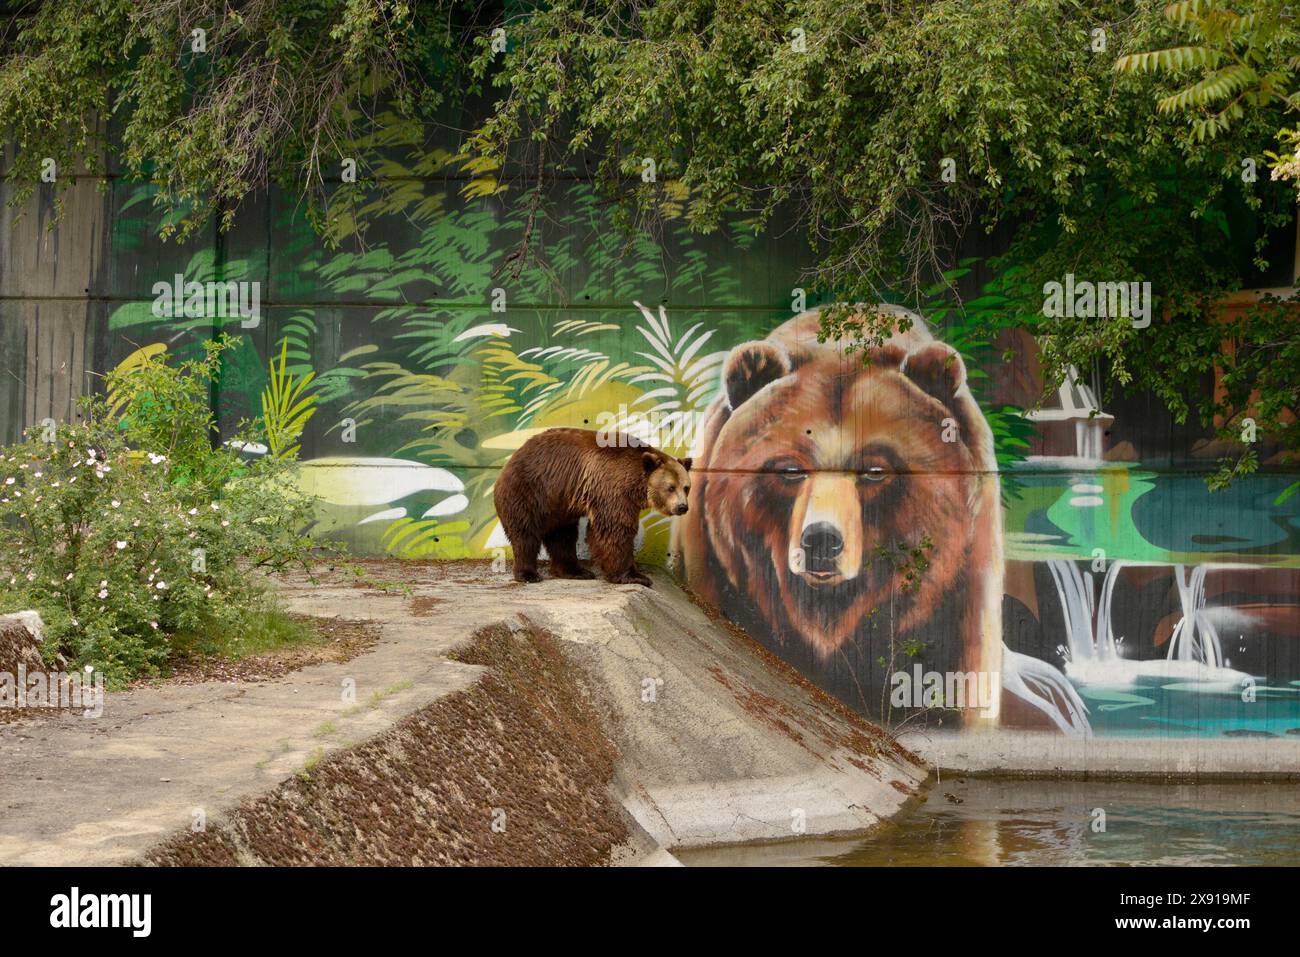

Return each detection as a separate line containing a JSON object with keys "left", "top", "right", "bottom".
{"left": 587, "top": 517, "right": 652, "bottom": 587}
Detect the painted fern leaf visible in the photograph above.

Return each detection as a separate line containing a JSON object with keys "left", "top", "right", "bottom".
{"left": 262, "top": 340, "right": 319, "bottom": 461}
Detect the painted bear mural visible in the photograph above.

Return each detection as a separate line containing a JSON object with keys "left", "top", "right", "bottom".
{"left": 673, "top": 306, "right": 1090, "bottom": 734}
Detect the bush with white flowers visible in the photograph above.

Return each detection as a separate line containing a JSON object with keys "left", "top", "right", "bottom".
{"left": 0, "top": 341, "right": 325, "bottom": 684}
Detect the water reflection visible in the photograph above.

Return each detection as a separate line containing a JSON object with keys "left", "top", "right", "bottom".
{"left": 677, "top": 778, "right": 1300, "bottom": 867}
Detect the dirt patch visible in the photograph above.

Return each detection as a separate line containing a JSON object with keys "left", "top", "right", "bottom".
{"left": 408, "top": 596, "right": 447, "bottom": 617}
{"left": 0, "top": 704, "right": 76, "bottom": 727}
{"left": 149, "top": 616, "right": 382, "bottom": 687}
{"left": 141, "top": 621, "right": 629, "bottom": 866}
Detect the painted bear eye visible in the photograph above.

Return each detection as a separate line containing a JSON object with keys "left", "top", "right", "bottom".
{"left": 860, "top": 465, "right": 888, "bottom": 483}
{"left": 779, "top": 466, "right": 807, "bottom": 482}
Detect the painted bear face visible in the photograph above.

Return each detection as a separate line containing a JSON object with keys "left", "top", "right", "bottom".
{"left": 645, "top": 453, "right": 693, "bottom": 517}
{"left": 709, "top": 339, "right": 982, "bottom": 658}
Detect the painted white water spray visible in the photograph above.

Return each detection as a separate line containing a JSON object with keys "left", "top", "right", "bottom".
{"left": 1048, "top": 557, "right": 1124, "bottom": 663}
{"left": 1167, "top": 564, "right": 1225, "bottom": 668}
{"left": 1048, "top": 558, "right": 1247, "bottom": 685}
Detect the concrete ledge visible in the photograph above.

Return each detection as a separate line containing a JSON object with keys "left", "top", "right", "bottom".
{"left": 898, "top": 729, "right": 1300, "bottom": 781}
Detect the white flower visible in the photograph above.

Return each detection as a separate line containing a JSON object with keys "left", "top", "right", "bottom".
{"left": 97, "top": 589, "right": 108, "bottom": 599}
{"left": 210, "top": 503, "right": 220, "bottom": 511}
{"left": 111, "top": 500, "right": 120, "bottom": 509}
{"left": 156, "top": 581, "right": 168, "bottom": 590}
{"left": 148, "top": 453, "right": 166, "bottom": 465}
{"left": 4, "top": 477, "right": 13, "bottom": 486}
{"left": 188, "top": 508, "right": 198, "bottom": 516}
{"left": 65, "top": 573, "right": 73, "bottom": 581}
{"left": 115, "top": 541, "right": 127, "bottom": 550}
{"left": 150, "top": 621, "right": 159, "bottom": 630}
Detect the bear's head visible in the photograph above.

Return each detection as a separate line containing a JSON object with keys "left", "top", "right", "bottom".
{"left": 644, "top": 451, "right": 693, "bottom": 517}
{"left": 705, "top": 335, "right": 992, "bottom": 659}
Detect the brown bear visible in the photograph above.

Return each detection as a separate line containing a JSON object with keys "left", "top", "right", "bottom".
{"left": 673, "top": 305, "right": 1084, "bottom": 730}
{"left": 494, "top": 428, "right": 692, "bottom": 586}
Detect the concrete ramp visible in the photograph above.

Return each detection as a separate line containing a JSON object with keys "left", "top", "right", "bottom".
{"left": 0, "top": 564, "right": 924, "bottom": 865}
{"left": 516, "top": 572, "right": 926, "bottom": 849}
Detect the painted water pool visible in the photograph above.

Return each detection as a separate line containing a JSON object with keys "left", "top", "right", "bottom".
{"left": 676, "top": 778, "right": 1300, "bottom": 866}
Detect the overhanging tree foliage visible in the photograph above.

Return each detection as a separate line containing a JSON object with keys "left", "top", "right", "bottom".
{"left": 1, "top": 0, "right": 1296, "bottom": 482}
{"left": 0, "top": 0, "right": 474, "bottom": 238}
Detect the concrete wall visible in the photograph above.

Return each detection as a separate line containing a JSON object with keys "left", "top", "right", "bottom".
{"left": 2, "top": 145, "right": 1298, "bottom": 744}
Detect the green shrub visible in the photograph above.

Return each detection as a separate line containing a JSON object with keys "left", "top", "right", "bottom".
{"left": 0, "top": 339, "right": 328, "bottom": 684}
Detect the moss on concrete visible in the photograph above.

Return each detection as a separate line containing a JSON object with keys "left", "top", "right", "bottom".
{"left": 142, "top": 622, "right": 628, "bottom": 867}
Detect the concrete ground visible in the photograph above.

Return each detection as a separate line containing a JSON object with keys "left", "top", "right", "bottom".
{"left": 0, "top": 563, "right": 925, "bottom": 865}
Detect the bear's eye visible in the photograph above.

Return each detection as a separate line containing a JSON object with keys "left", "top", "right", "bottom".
{"left": 778, "top": 466, "right": 807, "bottom": 482}
{"left": 860, "top": 465, "right": 888, "bottom": 483}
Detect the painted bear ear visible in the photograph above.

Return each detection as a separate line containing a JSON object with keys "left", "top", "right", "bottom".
{"left": 679, "top": 457, "right": 693, "bottom": 471}
{"left": 723, "top": 342, "right": 791, "bottom": 411}
{"left": 642, "top": 451, "right": 660, "bottom": 474}
{"left": 900, "top": 342, "right": 966, "bottom": 404}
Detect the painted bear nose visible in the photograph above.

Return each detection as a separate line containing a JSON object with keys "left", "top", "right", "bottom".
{"left": 674, "top": 503, "right": 689, "bottom": 515}
{"left": 801, "top": 522, "right": 843, "bottom": 570}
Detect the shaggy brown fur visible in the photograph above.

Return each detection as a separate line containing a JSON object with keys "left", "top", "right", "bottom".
{"left": 494, "top": 428, "right": 691, "bottom": 587}
{"left": 672, "top": 306, "right": 1004, "bottom": 727}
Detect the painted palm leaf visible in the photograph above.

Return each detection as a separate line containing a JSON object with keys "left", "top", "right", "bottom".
{"left": 628, "top": 301, "right": 727, "bottom": 412}
{"left": 262, "top": 340, "right": 319, "bottom": 460}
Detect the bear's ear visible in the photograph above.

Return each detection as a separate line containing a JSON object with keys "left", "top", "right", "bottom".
{"left": 724, "top": 341, "right": 791, "bottom": 411}
{"left": 642, "top": 451, "right": 660, "bottom": 475}
{"left": 678, "top": 457, "right": 693, "bottom": 472}
{"left": 900, "top": 342, "right": 966, "bottom": 404}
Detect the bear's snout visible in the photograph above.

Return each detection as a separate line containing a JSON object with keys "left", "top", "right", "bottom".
{"left": 673, "top": 503, "right": 689, "bottom": 515}
{"left": 789, "top": 473, "right": 863, "bottom": 582}
{"left": 800, "top": 521, "right": 843, "bottom": 571}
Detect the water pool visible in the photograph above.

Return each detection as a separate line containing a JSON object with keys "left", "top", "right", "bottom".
{"left": 676, "top": 778, "right": 1300, "bottom": 866}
